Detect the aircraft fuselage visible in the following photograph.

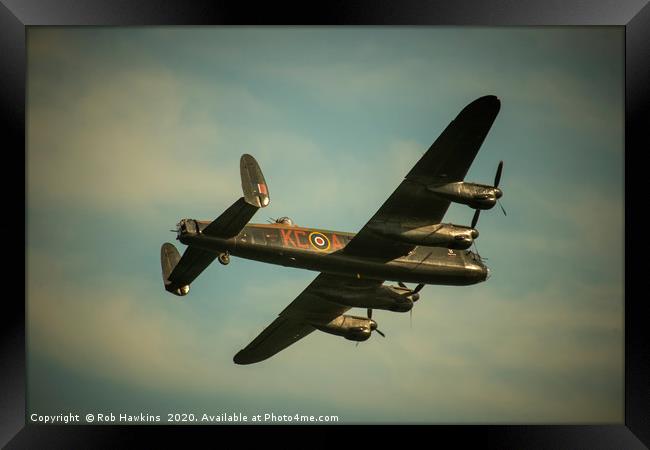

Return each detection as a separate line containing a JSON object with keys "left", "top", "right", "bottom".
{"left": 177, "top": 221, "right": 488, "bottom": 286}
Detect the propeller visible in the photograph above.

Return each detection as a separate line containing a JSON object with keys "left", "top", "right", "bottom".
{"left": 494, "top": 160, "right": 506, "bottom": 216}
{"left": 494, "top": 160, "right": 503, "bottom": 187}
{"left": 397, "top": 282, "right": 424, "bottom": 328}
{"left": 470, "top": 161, "right": 506, "bottom": 229}
{"left": 498, "top": 199, "right": 507, "bottom": 216}
{"left": 398, "top": 282, "right": 424, "bottom": 301}
{"left": 366, "top": 308, "right": 386, "bottom": 337}
{"left": 471, "top": 209, "right": 481, "bottom": 229}
{"left": 494, "top": 161, "right": 507, "bottom": 216}
{"left": 472, "top": 238, "right": 482, "bottom": 261}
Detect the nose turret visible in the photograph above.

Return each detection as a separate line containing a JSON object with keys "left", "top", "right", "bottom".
{"left": 464, "top": 256, "right": 491, "bottom": 284}
{"left": 478, "top": 261, "right": 490, "bottom": 281}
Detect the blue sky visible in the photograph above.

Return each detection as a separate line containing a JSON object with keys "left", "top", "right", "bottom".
{"left": 27, "top": 27, "right": 623, "bottom": 423}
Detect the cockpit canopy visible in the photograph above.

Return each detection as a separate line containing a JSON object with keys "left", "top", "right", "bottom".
{"left": 275, "top": 216, "right": 294, "bottom": 226}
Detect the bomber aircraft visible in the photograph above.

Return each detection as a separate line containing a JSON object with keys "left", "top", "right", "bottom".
{"left": 161, "top": 95, "right": 505, "bottom": 364}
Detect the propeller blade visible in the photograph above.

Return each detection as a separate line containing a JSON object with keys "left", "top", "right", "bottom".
{"left": 494, "top": 160, "right": 503, "bottom": 187}
{"left": 367, "top": 308, "right": 372, "bottom": 319}
{"left": 471, "top": 209, "right": 481, "bottom": 229}
{"left": 375, "top": 329, "right": 386, "bottom": 338}
{"left": 411, "top": 284, "right": 424, "bottom": 302}
{"left": 355, "top": 341, "right": 359, "bottom": 347}
{"left": 398, "top": 281, "right": 407, "bottom": 289}
{"left": 498, "top": 200, "right": 507, "bottom": 216}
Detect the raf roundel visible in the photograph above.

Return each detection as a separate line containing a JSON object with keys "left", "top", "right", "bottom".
{"left": 308, "top": 232, "right": 331, "bottom": 251}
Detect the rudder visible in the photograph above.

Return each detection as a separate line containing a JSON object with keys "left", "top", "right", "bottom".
{"left": 240, "top": 154, "right": 270, "bottom": 208}
{"left": 161, "top": 242, "right": 190, "bottom": 296}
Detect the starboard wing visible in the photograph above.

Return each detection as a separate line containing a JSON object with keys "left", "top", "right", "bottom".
{"left": 344, "top": 95, "right": 501, "bottom": 259}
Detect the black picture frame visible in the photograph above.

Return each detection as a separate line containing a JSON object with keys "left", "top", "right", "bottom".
{"left": 3, "top": 1, "right": 648, "bottom": 447}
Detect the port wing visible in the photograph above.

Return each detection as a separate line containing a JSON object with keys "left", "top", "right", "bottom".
{"left": 233, "top": 274, "right": 382, "bottom": 364}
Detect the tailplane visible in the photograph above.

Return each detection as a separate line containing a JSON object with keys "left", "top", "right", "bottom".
{"left": 161, "top": 154, "right": 270, "bottom": 296}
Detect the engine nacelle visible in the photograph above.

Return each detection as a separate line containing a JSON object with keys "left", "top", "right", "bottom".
{"left": 427, "top": 181, "right": 502, "bottom": 210}
{"left": 368, "top": 222, "right": 478, "bottom": 250}
{"left": 312, "top": 315, "right": 376, "bottom": 342}
{"left": 317, "top": 283, "right": 415, "bottom": 312}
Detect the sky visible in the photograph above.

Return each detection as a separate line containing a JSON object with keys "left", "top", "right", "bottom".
{"left": 26, "top": 27, "right": 623, "bottom": 424}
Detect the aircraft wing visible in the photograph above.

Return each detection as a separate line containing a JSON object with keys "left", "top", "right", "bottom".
{"left": 233, "top": 273, "right": 382, "bottom": 364}
{"left": 344, "top": 95, "right": 500, "bottom": 259}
